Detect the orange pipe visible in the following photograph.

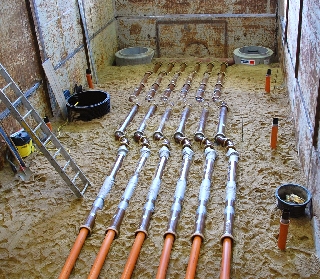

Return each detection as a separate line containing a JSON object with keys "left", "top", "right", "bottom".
{"left": 278, "top": 210, "right": 290, "bottom": 250}
{"left": 156, "top": 234, "right": 175, "bottom": 279}
{"left": 58, "top": 228, "right": 89, "bottom": 279}
{"left": 270, "top": 118, "right": 278, "bottom": 149}
{"left": 86, "top": 69, "right": 94, "bottom": 89}
{"left": 265, "top": 69, "right": 271, "bottom": 93}
{"left": 121, "top": 232, "right": 146, "bottom": 279}
{"left": 278, "top": 221, "right": 290, "bottom": 250}
{"left": 88, "top": 230, "right": 116, "bottom": 279}
{"left": 220, "top": 238, "right": 232, "bottom": 279}
{"left": 185, "top": 236, "right": 202, "bottom": 279}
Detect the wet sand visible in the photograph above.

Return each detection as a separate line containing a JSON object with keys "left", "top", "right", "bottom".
{"left": 0, "top": 58, "right": 319, "bottom": 278}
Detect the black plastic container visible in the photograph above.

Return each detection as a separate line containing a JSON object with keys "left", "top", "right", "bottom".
{"left": 66, "top": 90, "right": 110, "bottom": 121}
{"left": 275, "top": 183, "right": 312, "bottom": 218}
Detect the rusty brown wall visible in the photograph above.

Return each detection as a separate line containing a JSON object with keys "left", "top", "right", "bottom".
{"left": 115, "top": 0, "right": 278, "bottom": 58}
{"left": 0, "top": 0, "right": 117, "bottom": 169}
{"left": 0, "top": 0, "right": 48, "bottom": 169}
{"left": 278, "top": 0, "right": 320, "bottom": 255}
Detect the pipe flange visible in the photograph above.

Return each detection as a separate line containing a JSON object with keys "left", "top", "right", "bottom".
{"left": 114, "top": 130, "right": 124, "bottom": 141}
{"left": 161, "top": 138, "right": 171, "bottom": 149}
{"left": 220, "top": 233, "right": 234, "bottom": 244}
{"left": 135, "top": 228, "right": 148, "bottom": 238}
{"left": 134, "top": 131, "right": 143, "bottom": 142}
{"left": 164, "top": 230, "right": 177, "bottom": 241}
{"left": 153, "top": 131, "right": 164, "bottom": 141}
{"left": 79, "top": 225, "right": 92, "bottom": 236}
{"left": 194, "top": 132, "right": 205, "bottom": 142}
{"left": 119, "top": 136, "right": 130, "bottom": 147}
{"left": 106, "top": 227, "right": 119, "bottom": 238}
{"left": 191, "top": 232, "right": 204, "bottom": 242}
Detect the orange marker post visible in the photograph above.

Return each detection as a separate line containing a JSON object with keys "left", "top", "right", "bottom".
{"left": 278, "top": 209, "right": 290, "bottom": 250}
{"left": 265, "top": 69, "right": 271, "bottom": 93}
{"left": 270, "top": 117, "right": 278, "bottom": 149}
{"left": 86, "top": 68, "right": 94, "bottom": 89}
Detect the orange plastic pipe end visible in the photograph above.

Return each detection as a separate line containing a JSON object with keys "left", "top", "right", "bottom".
{"left": 58, "top": 228, "right": 89, "bottom": 279}
{"left": 265, "top": 69, "right": 271, "bottom": 93}
{"left": 278, "top": 221, "right": 290, "bottom": 250}
{"left": 121, "top": 232, "right": 146, "bottom": 279}
{"left": 86, "top": 69, "right": 94, "bottom": 89}
{"left": 265, "top": 75, "right": 271, "bottom": 93}
{"left": 88, "top": 230, "right": 116, "bottom": 279}
{"left": 220, "top": 238, "right": 232, "bottom": 279}
{"left": 270, "top": 118, "right": 279, "bottom": 149}
{"left": 185, "top": 235, "right": 202, "bottom": 279}
{"left": 156, "top": 234, "right": 175, "bottom": 279}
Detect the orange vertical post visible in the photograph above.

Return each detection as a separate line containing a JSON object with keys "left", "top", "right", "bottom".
{"left": 270, "top": 117, "right": 278, "bottom": 149}
{"left": 265, "top": 69, "right": 271, "bottom": 93}
{"left": 278, "top": 210, "right": 290, "bottom": 250}
{"left": 86, "top": 69, "right": 94, "bottom": 89}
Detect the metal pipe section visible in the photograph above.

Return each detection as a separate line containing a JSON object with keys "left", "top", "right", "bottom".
{"left": 88, "top": 147, "right": 151, "bottom": 279}
{"left": 153, "top": 107, "right": 172, "bottom": 142}
{"left": 156, "top": 146, "right": 193, "bottom": 279}
{"left": 135, "top": 146, "right": 170, "bottom": 235}
{"left": 133, "top": 104, "right": 157, "bottom": 147}
{"left": 212, "top": 62, "right": 228, "bottom": 102}
{"left": 160, "top": 63, "right": 187, "bottom": 102}
{"left": 106, "top": 146, "right": 151, "bottom": 237}
{"left": 145, "top": 63, "right": 174, "bottom": 101}
{"left": 191, "top": 147, "right": 217, "bottom": 240}
{"left": 219, "top": 148, "right": 239, "bottom": 279}
{"left": 129, "top": 62, "right": 162, "bottom": 102}
{"left": 215, "top": 102, "right": 235, "bottom": 150}
{"left": 121, "top": 105, "right": 172, "bottom": 279}
{"left": 115, "top": 103, "right": 139, "bottom": 143}
{"left": 184, "top": 108, "right": 217, "bottom": 279}
{"left": 180, "top": 62, "right": 201, "bottom": 99}
{"left": 59, "top": 146, "right": 129, "bottom": 279}
{"left": 80, "top": 145, "right": 128, "bottom": 233}
{"left": 156, "top": 108, "right": 193, "bottom": 279}
{"left": 213, "top": 100, "right": 239, "bottom": 279}
{"left": 174, "top": 106, "right": 191, "bottom": 148}
{"left": 195, "top": 62, "right": 214, "bottom": 102}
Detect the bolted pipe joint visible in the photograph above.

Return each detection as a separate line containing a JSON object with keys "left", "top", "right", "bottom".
{"left": 194, "top": 132, "right": 204, "bottom": 143}
{"left": 174, "top": 132, "right": 185, "bottom": 144}
{"left": 139, "top": 135, "right": 150, "bottom": 147}
{"left": 119, "top": 135, "right": 130, "bottom": 147}
{"left": 114, "top": 130, "right": 124, "bottom": 141}
{"left": 153, "top": 131, "right": 164, "bottom": 141}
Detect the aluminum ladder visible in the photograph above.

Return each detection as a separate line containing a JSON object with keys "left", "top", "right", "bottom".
{"left": 0, "top": 63, "right": 91, "bottom": 197}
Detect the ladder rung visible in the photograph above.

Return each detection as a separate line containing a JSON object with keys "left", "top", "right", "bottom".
{"left": 71, "top": 171, "right": 80, "bottom": 183}
{"left": 53, "top": 148, "right": 61, "bottom": 158}
{"left": 32, "top": 122, "right": 42, "bottom": 133}
{"left": 23, "top": 109, "right": 34, "bottom": 120}
{"left": 81, "top": 182, "right": 90, "bottom": 195}
{"left": 43, "top": 135, "right": 52, "bottom": 145}
{"left": 12, "top": 96, "right": 23, "bottom": 108}
{"left": 62, "top": 160, "right": 71, "bottom": 171}
{"left": 1, "top": 82, "right": 12, "bottom": 92}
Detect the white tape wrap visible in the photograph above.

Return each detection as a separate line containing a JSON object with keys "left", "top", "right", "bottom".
{"left": 226, "top": 181, "right": 236, "bottom": 201}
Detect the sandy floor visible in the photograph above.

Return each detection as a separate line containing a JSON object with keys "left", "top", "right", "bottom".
{"left": 0, "top": 58, "right": 319, "bottom": 279}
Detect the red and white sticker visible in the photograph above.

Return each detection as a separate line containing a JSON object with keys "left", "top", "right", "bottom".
{"left": 240, "top": 59, "right": 255, "bottom": 65}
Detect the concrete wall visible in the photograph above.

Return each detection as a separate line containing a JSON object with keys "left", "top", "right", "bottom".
{"left": 278, "top": 0, "right": 320, "bottom": 254}
{"left": 0, "top": 0, "right": 117, "bottom": 169}
{"left": 115, "top": 0, "right": 278, "bottom": 58}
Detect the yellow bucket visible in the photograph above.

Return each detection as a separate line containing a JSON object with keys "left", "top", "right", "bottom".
{"left": 16, "top": 139, "right": 34, "bottom": 157}
{"left": 10, "top": 129, "right": 34, "bottom": 158}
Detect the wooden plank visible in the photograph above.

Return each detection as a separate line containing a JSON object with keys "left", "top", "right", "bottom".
{"left": 42, "top": 59, "right": 68, "bottom": 120}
